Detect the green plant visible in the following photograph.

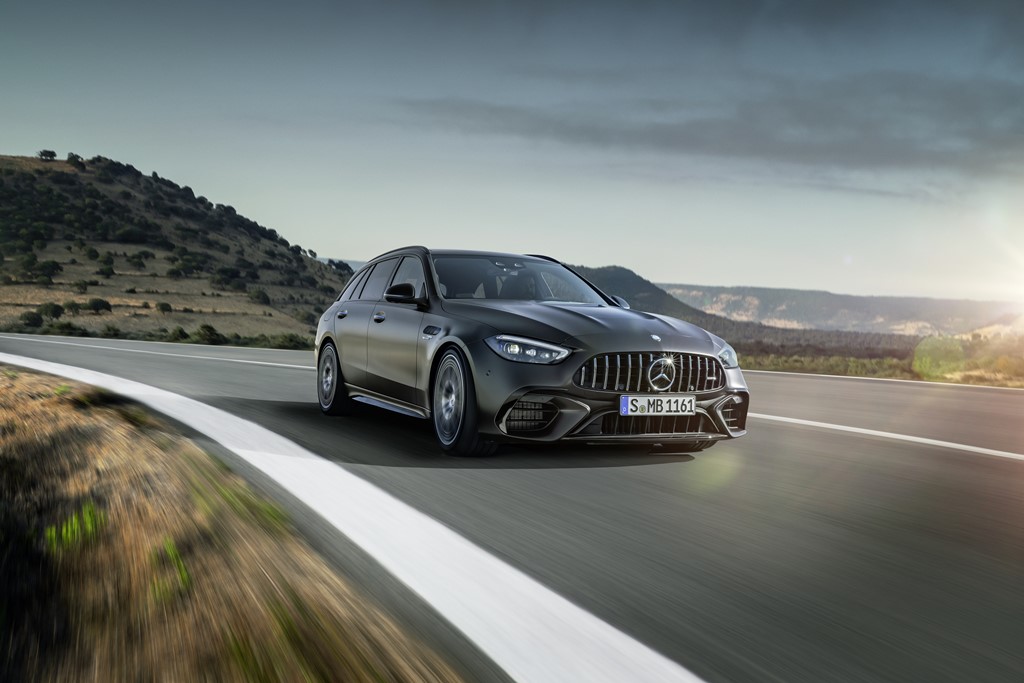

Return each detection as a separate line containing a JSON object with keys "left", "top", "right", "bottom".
{"left": 45, "top": 501, "right": 106, "bottom": 552}
{"left": 152, "top": 536, "right": 192, "bottom": 601}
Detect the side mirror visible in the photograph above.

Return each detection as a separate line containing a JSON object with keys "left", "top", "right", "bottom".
{"left": 384, "top": 282, "right": 421, "bottom": 305}
{"left": 610, "top": 295, "right": 630, "bottom": 309}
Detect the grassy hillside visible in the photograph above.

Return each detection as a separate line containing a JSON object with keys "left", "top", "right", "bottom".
{"left": 658, "top": 282, "right": 1020, "bottom": 336}
{"left": 0, "top": 154, "right": 353, "bottom": 347}
{"left": 575, "top": 265, "right": 921, "bottom": 359}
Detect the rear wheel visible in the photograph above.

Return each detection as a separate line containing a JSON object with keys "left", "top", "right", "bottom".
{"left": 432, "top": 348, "right": 495, "bottom": 456}
{"left": 317, "top": 342, "right": 353, "bottom": 416}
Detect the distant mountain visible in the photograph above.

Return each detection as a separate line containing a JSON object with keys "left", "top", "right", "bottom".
{"left": 573, "top": 265, "right": 920, "bottom": 358}
{"left": 658, "top": 283, "right": 1021, "bottom": 336}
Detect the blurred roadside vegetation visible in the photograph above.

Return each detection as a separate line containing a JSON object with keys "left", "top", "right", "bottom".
{"left": 0, "top": 368, "right": 461, "bottom": 682}
{"left": 742, "top": 333, "right": 1024, "bottom": 387}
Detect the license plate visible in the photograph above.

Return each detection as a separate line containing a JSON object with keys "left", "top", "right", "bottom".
{"left": 619, "top": 394, "right": 696, "bottom": 416}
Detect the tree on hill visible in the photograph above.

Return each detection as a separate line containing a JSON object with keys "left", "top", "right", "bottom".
{"left": 19, "top": 311, "right": 43, "bottom": 327}
{"left": 87, "top": 298, "right": 112, "bottom": 314}
{"left": 38, "top": 150, "right": 57, "bottom": 162}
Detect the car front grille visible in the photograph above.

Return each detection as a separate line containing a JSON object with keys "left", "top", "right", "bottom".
{"left": 599, "top": 412, "right": 719, "bottom": 436}
{"left": 504, "top": 400, "right": 558, "bottom": 433}
{"left": 573, "top": 352, "right": 725, "bottom": 393}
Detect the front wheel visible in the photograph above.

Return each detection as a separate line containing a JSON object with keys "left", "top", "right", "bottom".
{"left": 432, "top": 348, "right": 495, "bottom": 456}
{"left": 317, "top": 342, "right": 353, "bottom": 416}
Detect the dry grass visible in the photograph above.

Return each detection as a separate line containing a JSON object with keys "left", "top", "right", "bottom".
{"left": 0, "top": 240, "right": 327, "bottom": 338}
{"left": 0, "top": 366, "right": 463, "bottom": 682}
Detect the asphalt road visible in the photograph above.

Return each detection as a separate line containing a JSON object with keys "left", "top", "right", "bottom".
{"left": 3, "top": 333, "right": 1024, "bottom": 682}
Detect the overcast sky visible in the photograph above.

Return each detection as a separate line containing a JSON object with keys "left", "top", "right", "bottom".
{"left": 3, "top": 0, "right": 1023, "bottom": 301}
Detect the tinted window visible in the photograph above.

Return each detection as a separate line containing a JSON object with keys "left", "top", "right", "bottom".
{"left": 391, "top": 256, "right": 427, "bottom": 298}
{"left": 358, "top": 258, "right": 399, "bottom": 301}
{"left": 337, "top": 268, "right": 368, "bottom": 301}
{"left": 432, "top": 255, "right": 605, "bottom": 305}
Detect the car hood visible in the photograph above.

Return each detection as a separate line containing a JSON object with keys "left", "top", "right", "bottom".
{"left": 440, "top": 300, "right": 717, "bottom": 353}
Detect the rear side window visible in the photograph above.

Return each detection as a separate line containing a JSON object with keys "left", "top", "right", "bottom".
{"left": 357, "top": 258, "right": 399, "bottom": 301}
{"left": 338, "top": 268, "right": 368, "bottom": 301}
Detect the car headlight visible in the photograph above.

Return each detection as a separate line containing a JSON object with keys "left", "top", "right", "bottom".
{"left": 718, "top": 343, "right": 739, "bottom": 369}
{"left": 485, "top": 335, "right": 570, "bottom": 364}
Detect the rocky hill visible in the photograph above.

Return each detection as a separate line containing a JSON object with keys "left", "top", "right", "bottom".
{"left": 659, "top": 282, "right": 1020, "bottom": 336}
{"left": 575, "top": 265, "right": 921, "bottom": 358}
{"left": 0, "top": 154, "right": 353, "bottom": 346}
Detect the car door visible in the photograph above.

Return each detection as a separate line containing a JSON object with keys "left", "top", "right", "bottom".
{"left": 364, "top": 255, "right": 427, "bottom": 406}
{"left": 336, "top": 258, "right": 398, "bottom": 389}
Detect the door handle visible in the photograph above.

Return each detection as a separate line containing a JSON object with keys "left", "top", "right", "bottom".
{"left": 336, "top": 310, "right": 348, "bottom": 319}
{"left": 372, "top": 311, "right": 386, "bottom": 323}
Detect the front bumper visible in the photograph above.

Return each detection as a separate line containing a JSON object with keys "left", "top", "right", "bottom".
{"left": 467, "top": 341, "right": 749, "bottom": 444}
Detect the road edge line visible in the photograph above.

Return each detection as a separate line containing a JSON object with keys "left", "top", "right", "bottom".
{"left": 0, "top": 351, "right": 705, "bottom": 683}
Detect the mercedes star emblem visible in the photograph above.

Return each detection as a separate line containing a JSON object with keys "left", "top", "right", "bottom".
{"left": 647, "top": 357, "right": 676, "bottom": 392}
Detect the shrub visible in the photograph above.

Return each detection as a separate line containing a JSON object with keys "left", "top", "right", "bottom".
{"left": 73, "top": 280, "right": 89, "bottom": 294}
{"left": 19, "top": 311, "right": 44, "bottom": 327}
{"left": 87, "top": 298, "right": 112, "bottom": 314}
{"left": 156, "top": 302, "right": 172, "bottom": 314}
{"left": 37, "top": 302, "right": 64, "bottom": 320}
{"left": 63, "top": 301, "right": 82, "bottom": 316}
{"left": 95, "top": 265, "right": 115, "bottom": 278}
{"left": 192, "top": 324, "right": 226, "bottom": 345}
{"left": 270, "top": 334, "right": 312, "bottom": 350}
{"left": 86, "top": 247, "right": 99, "bottom": 260}
{"left": 166, "top": 326, "right": 189, "bottom": 342}
{"left": 248, "top": 288, "right": 270, "bottom": 305}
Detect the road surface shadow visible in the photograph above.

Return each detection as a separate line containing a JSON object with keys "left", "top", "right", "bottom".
{"left": 196, "top": 397, "right": 700, "bottom": 469}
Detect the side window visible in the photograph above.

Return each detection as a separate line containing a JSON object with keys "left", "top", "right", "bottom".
{"left": 357, "top": 258, "right": 399, "bottom": 301}
{"left": 338, "top": 268, "right": 368, "bottom": 302}
{"left": 391, "top": 256, "right": 426, "bottom": 297}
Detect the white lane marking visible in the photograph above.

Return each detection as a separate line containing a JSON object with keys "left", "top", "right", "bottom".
{"left": 749, "top": 413, "right": 1024, "bottom": 462}
{"left": 0, "top": 335, "right": 312, "bottom": 370}
{"left": 0, "top": 352, "right": 704, "bottom": 683}
{"left": 745, "top": 369, "right": 1024, "bottom": 392}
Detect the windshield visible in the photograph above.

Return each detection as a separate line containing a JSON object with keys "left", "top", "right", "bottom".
{"left": 432, "top": 255, "right": 607, "bottom": 305}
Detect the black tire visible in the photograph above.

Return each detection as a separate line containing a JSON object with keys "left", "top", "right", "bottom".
{"left": 317, "top": 342, "right": 353, "bottom": 416}
{"left": 431, "top": 348, "right": 495, "bottom": 456}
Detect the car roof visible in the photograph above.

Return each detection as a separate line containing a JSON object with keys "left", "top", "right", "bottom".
{"left": 377, "top": 247, "right": 557, "bottom": 262}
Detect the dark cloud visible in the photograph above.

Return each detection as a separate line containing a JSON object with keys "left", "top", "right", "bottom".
{"left": 398, "top": 71, "right": 1024, "bottom": 182}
